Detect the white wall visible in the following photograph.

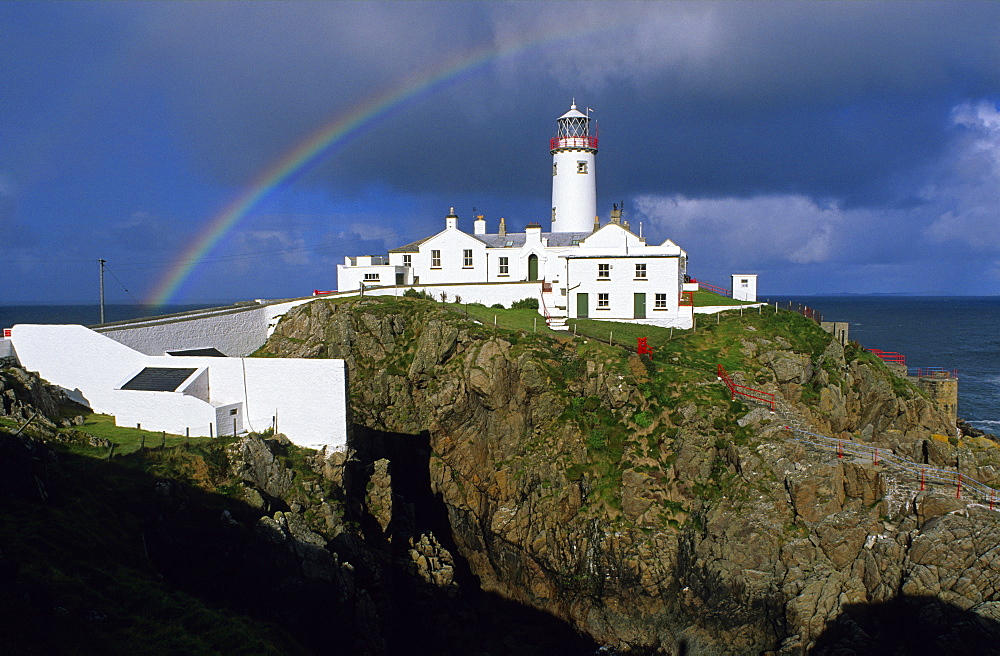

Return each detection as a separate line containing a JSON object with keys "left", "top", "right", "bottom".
{"left": 96, "top": 298, "right": 315, "bottom": 357}
{"left": 551, "top": 149, "right": 597, "bottom": 233}
{"left": 412, "top": 229, "right": 488, "bottom": 286}
{"left": 731, "top": 274, "right": 758, "bottom": 302}
{"left": 361, "top": 281, "right": 542, "bottom": 308}
{"left": 10, "top": 324, "right": 348, "bottom": 451}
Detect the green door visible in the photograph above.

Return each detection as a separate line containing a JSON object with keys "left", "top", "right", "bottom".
{"left": 528, "top": 254, "right": 539, "bottom": 281}
{"left": 634, "top": 293, "right": 646, "bottom": 319}
{"left": 576, "top": 293, "right": 589, "bottom": 318}
{"left": 395, "top": 273, "right": 405, "bottom": 285}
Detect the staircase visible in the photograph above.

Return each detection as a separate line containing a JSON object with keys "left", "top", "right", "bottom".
{"left": 540, "top": 283, "right": 569, "bottom": 331}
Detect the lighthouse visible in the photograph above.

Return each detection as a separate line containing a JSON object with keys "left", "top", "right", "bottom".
{"left": 550, "top": 101, "right": 597, "bottom": 233}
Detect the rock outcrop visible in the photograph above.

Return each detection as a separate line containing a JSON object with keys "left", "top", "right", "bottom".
{"left": 256, "top": 296, "right": 1000, "bottom": 653}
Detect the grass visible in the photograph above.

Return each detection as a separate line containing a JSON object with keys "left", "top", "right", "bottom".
{"left": 692, "top": 289, "right": 758, "bottom": 307}
{"left": 446, "top": 302, "right": 560, "bottom": 334}
{"left": 63, "top": 413, "right": 213, "bottom": 456}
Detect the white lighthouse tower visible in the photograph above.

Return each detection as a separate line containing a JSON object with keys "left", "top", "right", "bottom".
{"left": 550, "top": 101, "right": 597, "bottom": 233}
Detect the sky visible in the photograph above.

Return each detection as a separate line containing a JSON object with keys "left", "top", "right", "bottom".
{"left": 4, "top": 1, "right": 1000, "bottom": 305}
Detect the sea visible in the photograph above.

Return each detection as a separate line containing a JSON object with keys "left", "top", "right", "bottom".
{"left": 769, "top": 296, "right": 1000, "bottom": 434}
{"left": 3, "top": 297, "right": 999, "bottom": 432}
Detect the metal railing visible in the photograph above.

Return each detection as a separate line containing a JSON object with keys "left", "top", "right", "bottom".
{"left": 869, "top": 349, "right": 907, "bottom": 366}
{"left": 786, "top": 426, "right": 999, "bottom": 510}
{"left": 717, "top": 364, "right": 775, "bottom": 411}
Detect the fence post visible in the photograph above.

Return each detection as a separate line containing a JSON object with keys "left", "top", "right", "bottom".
{"left": 161, "top": 431, "right": 166, "bottom": 449}
{"left": 957, "top": 473, "right": 962, "bottom": 499}
{"left": 991, "top": 489, "right": 995, "bottom": 512}
{"left": 140, "top": 434, "right": 145, "bottom": 451}
{"left": 837, "top": 441, "right": 843, "bottom": 458}
{"left": 920, "top": 468, "right": 925, "bottom": 491}
{"left": 210, "top": 423, "right": 213, "bottom": 438}
{"left": 873, "top": 448, "right": 879, "bottom": 465}
{"left": 233, "top": 417, "right": 237, "bottom": 437}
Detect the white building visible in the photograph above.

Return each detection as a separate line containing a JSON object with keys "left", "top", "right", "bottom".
{"left": 336, "top": 102, "right": 757, "bottom": 329}
{"left": 10, "top": 324, "right": 348, "bottom": 451}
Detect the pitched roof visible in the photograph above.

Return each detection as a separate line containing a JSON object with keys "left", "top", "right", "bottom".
{"left": 388, "top": 235, "right": 434, "bottom": 253}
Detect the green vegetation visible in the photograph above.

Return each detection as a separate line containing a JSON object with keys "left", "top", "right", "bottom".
{"left": 692, "top": 289, "right": 757, "bottom": 307}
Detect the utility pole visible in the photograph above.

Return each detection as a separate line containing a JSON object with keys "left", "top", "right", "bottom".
{"left": 99, "top": 259, "right": 106, "bottom": 324}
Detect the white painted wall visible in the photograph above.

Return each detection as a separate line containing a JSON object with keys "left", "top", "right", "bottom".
{"left": 567, "top": 255, "right": 688, "bottom": 327}
{"left": 10, "top": 324, "right": 348, "bottom": 451}
{"left": 96, "top": 298, "right": 315, "bottom": 357}
{"left": 361, "top": 281, "right": 542, "bottom": 308}
{"left": 551, "top": 149, "right": 596, "bottom": 233}
{"left": 731, "top": 274, "right": 758, "bottom": 302}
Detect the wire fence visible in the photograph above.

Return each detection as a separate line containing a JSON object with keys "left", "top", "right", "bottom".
{"left": 786, "top": 426, "right": 1000, "bottom": 512}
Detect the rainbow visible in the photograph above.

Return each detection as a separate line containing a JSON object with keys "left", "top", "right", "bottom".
{"left": 147, "top": 24, "right": 610, "bottom": 307}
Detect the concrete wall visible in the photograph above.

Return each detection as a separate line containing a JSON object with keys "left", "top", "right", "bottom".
{"left": 10, "top": 324, "right": 348, "bottom": 451}
{"left": 568, "top": 255, "right": 686, "bottom": 326}
{"left": 96, "top": 298, "right": 314, "bottom": 357}
{"left": 820, "top": 321, "right": 850, "bottom": 345}
{"left": 361, "top": 281, "right": 542, "bottom": 308}
{"left": 731, "top": 274, "right": 758, "bottom": 302}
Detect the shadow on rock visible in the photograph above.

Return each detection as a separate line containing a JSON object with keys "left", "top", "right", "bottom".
{"left": 811, "top": 596, "right": 1000, "bottom": 655}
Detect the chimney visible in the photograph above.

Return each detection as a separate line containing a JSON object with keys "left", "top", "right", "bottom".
{"left": 474, "top": 213, "right": 486, "bottom": 235}
{"left": 610, "top": 203, "right": 622, "bottom": 225}
{"left": 525, "top": 222, "right": 542, "bottom": 242}
{"left": 592, "top": 216, "right": 600, "bottom": 233}
{"left": 498, "top": 217, "right": 506, "bottom": 238}
{"left": 445, "top": 207, "right": 458, "bottom": 230}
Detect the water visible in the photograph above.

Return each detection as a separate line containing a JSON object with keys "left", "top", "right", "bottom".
{"left": 4, "top": 298, "right": 999, "bottom": 430}
{"left": 771, "top": 296, "right": 1000, "bottom": 433}
{"left": 0, "top": 303, "right": 228, "bottom": 329}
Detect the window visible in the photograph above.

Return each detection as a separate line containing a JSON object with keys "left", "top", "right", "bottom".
{"left": 740, "top": 278, "right": 749, "bottom": 285}
{"left": 403, "top": 254, "right": 411, "bottom": 267}
{"left": 463, "top": 249, "right": 473, "bottom": 268}
{"left": 431, "top": 250, "right": 441, "bottom": 268}
{"left": 655, "top": 293, "right": 667, "bottom": 309}
{"left": 571, "top": 239, "right": 580, "bottom": 246}
{"left": 577, "top": 161, "right": 588, "bottom": 174}
{"left": 505, "top": 240, "right": 514, "bottom": 247}
{"left": 499, "top": 257, "right": 509, "bottom": 275}
{"left": 229, "top": 408, "right": 238, "bottom": 416}
{"left": 597, "top": 293, "right": 609, "bottom": 309}
{"left": 635, "top": 263, "right": 647, "bottom": 279}
{"left": 364, "top": 273, "right": 380, "bottom": 281}
{"left": 552, "top": 163, "right": 557, "bottom": 176}
{"left": 598, "top": 263, "right": 610, "bottom": 279}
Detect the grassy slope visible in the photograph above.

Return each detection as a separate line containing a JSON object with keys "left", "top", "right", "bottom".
{"left": 0, "top": 425, "right": 308, "bottom": 655}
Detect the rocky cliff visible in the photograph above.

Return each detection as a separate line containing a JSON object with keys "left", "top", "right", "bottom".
{"left": 5, "top": 296, "right": 1000, "bottom": 655}
{"left": 255, "top": 296, "right": 1000, "bottom": 654}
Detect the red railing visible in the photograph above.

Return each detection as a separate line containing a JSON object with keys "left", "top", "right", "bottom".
{"left": 2, "top": 329, "right": 10, "bottom": 338}
{"left": 313, "top": 289, "right": 335, "bottom": 296}
{"left": 869, "top": 349, "right": 906, "bottom": 366}
{"left": 550, "top": 136, "right": 598, "bottom": 151}
{"left": 717, "top": 364, "right": 775, "bottom": 411}
{"left": 690, "top": 278, "right": 731, "bottom": 297}
{"left": 912, "top": 367, "right": 958, "bottom": 379}
{"left": 538, "top": 284, "right": 552, "bottom": 322}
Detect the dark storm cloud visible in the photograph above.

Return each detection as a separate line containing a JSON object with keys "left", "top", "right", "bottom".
{"left": 50, "top": 2, "right": 993, "bottom": 208}
{"left": 5, "top": 1, "right": 1000, "bottom": 299}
